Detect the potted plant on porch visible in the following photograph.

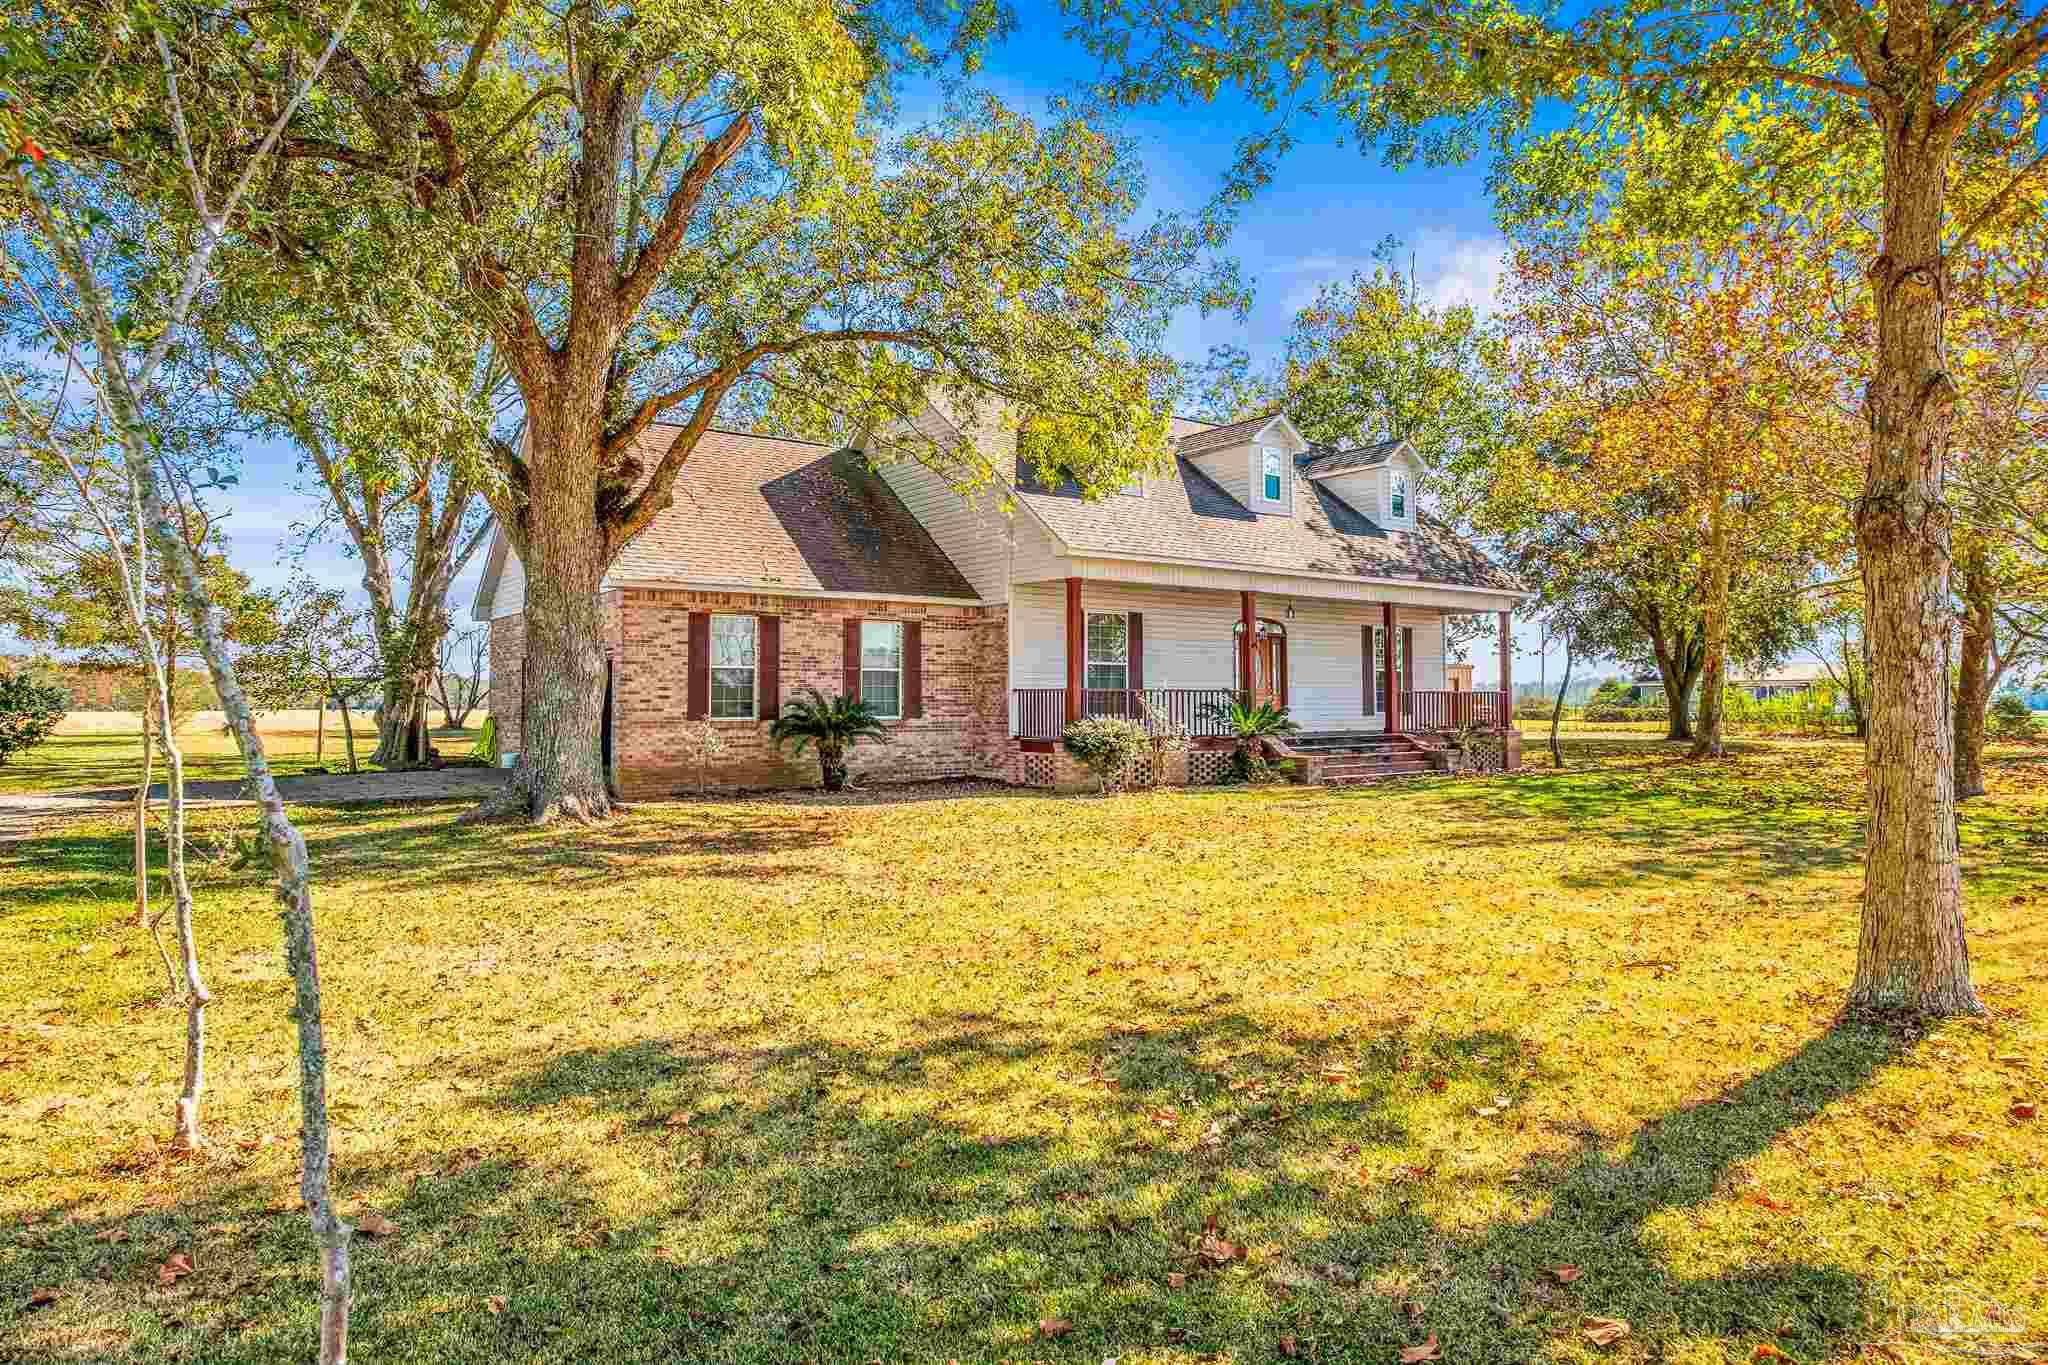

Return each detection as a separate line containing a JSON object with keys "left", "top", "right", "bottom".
{"left": 769, "top": 688, "right": 889, "bottom": 792}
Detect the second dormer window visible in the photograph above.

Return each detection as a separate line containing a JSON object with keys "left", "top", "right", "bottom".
{"left": 1391, "top": 472, "right": 1408, "bottom": 520}
{"left": 1262, "top": 448, "right": 1283, "bottom": 501}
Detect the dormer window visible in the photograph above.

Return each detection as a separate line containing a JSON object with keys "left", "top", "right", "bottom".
{"left": 1390, "top": 472, "right": 1409, "bottom": 520}
{"left": 1262, "top": 448, "right": 1283, "bottom": 501}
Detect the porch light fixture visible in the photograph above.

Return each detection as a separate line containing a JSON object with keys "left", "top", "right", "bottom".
{"left": 1284, "top": 604, "right": 1295, "bottom": 620}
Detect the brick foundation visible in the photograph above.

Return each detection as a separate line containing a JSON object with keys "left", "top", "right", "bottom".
{"left": 491, "top": 591, "right": 1008, "bottom": 797}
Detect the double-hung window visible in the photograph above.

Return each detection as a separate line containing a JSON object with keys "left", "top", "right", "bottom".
{"left": 1261, "top": 448, "right": 1283, "bottom": 501}
{"left": 1085, "top": 612, "right": 1129, "bottom": 692}
{"left": 860, "top": 621, "right": 904, "bottom": 718}
{"left": 710, "top": 614, "right": 758, "bottom": 718}
{"left": 1390, "top": 472, "right": 1409, "bottom": 520}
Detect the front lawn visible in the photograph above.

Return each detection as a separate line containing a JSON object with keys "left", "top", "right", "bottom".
{"left": 2, "top": 739, "right": 2043, "bottom": 1363}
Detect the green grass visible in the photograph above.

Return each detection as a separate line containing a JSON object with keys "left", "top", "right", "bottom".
{"left": 2, "top": 738, "right": 2044, "bottom": 1363}
{"left": 0, "top": 729, "right": 480, "bottom": 796}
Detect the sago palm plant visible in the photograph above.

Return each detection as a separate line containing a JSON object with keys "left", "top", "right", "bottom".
{"left": 1199, "top": 698, "right": 1300, "bottom": 783}
{"left": 768, "top": 688, "right": 890, "bottom": 791}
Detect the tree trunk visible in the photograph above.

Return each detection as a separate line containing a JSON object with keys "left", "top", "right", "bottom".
{"left": 338, "top": 695, "right": 358, "bottom": 773}
{"left": 315, "top": 701, "right": 325, "bottom": 766}
{"left": 1691, "top": 472, "right": 1731, "bottom": 759}
{"left": 821, "top": 741, "right": 848, "bottom": 792}
{"left": 154, "top": 681, "right": 208, "bottom": 1151}
{"left": 370, "top": 665, "right": 436, "bottom": 768}
{"left": 1549, "top": 638, "right": 1574, "bottom": 768}
{"left": 134, "top": 699, "right": 152, "bottom": 928}
{"left": 471, "top": 434, "right": 613, "bottom": 823}
{"left": 1850, "top": 128, "right": 1982, "bottom": 1019}
{"left": 1953, "top": 540, "right": 1993, "bottom": 800}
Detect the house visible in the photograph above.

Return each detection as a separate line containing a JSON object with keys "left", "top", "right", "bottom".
{"left": 1635, "top": 660, "right": 1837, "bottom": 707}
{"left": 471, "top": 409, "right": 1529, "bottom": 794}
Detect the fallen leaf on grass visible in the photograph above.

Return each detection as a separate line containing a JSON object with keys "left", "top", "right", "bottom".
{"left": 1398, "top": 1332, "right": 1440, "bottom": 1362}
{"left": 1166, "top": 1272, "right": 1186, "bottom": 1289}
{"left": 1038, "top": 1317, "right": 1072, "bottom": 1339}
{"left": 2012, "top": 1101, "right": 2037, "bottom": 1120}
{"left": 1402, "top": 1300, "right": 1423, "bottom": 1322}
{"left": 158, "top": 1252, "right": 194, "bottom": 1286}
{"left": 1427, "top": 1076, "right": 1448, "bottom": 1092}
{"left": 1319, "top": 1064, "right": 1351, "bottom": 1083}
{"left": 1280, "top": 1334, "right": 1300, "bottom": 1357}
{"left": 355, "top": 1212, "right": 398, "bottom": 1238}
{"left": 1550, "top": 1264, "right": 1582, "bottom": 1283}
{"left": 486, "top": 1295, "right": 506, "bottom": 1314}
{"left": 1197, "top": 1233, "right": 1241, "bottom": 1265}
{"left": 1754, "top": 1345, "right": 1791, "bottom": 1360}
{"left": 1583, "top": 1317, "right": 1631, "bottom": 1346}
{"left": 26, "top": 1287, "right": 59, "bottom": 1310}
{"left": 1746, "top": 1192, "right": 1792, "bottom": 1213}
{"left": 665, "top": 1112, "right": 695, "bottom": 1129}
{"left": 92, "top": 1225, "right": 129, "bottom": 1244}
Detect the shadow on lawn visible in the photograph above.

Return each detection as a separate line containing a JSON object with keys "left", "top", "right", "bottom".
{"left": 5, "top": 1007, "right": 1901, "bottom": 1363}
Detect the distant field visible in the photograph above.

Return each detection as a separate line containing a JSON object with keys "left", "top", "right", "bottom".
{"left": 1, "top": 725, "right": 485, "bottom": 796}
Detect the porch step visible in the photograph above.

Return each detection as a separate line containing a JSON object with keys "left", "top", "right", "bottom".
{"left": 1319, "top": 756, "right": 1432, "bottom": 780}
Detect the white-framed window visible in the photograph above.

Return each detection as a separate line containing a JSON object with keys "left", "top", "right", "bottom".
{"left": 709, "top": 614, "right": 758, "bottom": 718}
{"left": 1085, "top": 612, "right": 1129, "bottom": 692}
{"left": 1390, "top": 471, "right": 1409, "bottom": 520}
{"left": 1261, "top": 447, "right": 1284, "bottom": 501}
{"left": 860, "top": 620, "right": 904, "bottom": 718}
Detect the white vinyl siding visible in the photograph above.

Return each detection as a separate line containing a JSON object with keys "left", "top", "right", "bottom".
{"left": 1009, "top": 582, "right": 1450, "bottom": 730}
{"left": 1184, "top": 445, "right": 1254, "bottom": 508}
{"left": 488, "top": 544, "right": 526, "bottom": 620}
{"left": 872, "top": 446, "right": 1014, "bottom": 602}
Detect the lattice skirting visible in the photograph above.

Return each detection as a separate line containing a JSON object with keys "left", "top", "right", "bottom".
{"left": 1020, "top": 752, "right": 1057, "bottom": 787}
{"left": 1458, "top": 735, "right": 1507, "bottom": 774}
{"left": 1188, "top": 750, "right": 1234, "bottom": 786}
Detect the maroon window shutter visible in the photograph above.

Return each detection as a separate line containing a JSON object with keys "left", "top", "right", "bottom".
{"left": 1127, "top": 612, "right": 1144, "bottom": 692}
{"left": 758, "top": 615, "right": 781, "bottom": 720}
{"left": 687, "top": 612, "right": 710, "bottom": 719}
{"left": 843, "top": 617, "right": 862, "bottom": 700}
{"left": 904, "top": 621, "right": 924, "bottom": 718}
{"left": 1361, "top": 625, "right": 1373, "bottom": 715}
{"left": 1276, "top": 636, "right": 1288, "bottom": 708}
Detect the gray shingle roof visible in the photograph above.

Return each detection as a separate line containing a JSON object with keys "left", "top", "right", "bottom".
{"left": 604, "top": 426, "right": 978, "bottom": 599}
{"left": 1013, "top": 443, "right": 1520, "bottom": 594}
{"left": 1173, "top": 412, "right": 1284, "bottom": 456}
{"left": 1296, "top": 439, "right": 1407, "bottom": 478}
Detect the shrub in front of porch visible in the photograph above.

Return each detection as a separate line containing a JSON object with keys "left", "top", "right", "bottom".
{"left": 1062, "top": 716, "right": 1153, "bottom": 793}
{"left": 1201, "top": 698, "right": 1300, "bottom": 784}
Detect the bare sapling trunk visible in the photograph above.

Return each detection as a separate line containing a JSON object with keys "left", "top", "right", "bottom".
{"left": 134, "top": 694, "right": 152, "bottom": 927}
{"left": 149, "top": 663, "right": 209, "bottom": 1149}
{"left": 1549, "top": 638, "right": 1574, "bottom": 768}
{"left": 1953, "top": 542, "right": 1993, "bottom": 800}
{"left": 1850, "top": 132, "right": 1982, "bottom": 1019}
{"left": 338, "top": 695, "right": 359, "bottom": 773}
{"left": 1691, "top": 458, "right": 1731, "bottom": 759}
{"left": 315, "top": 701, "right": 325, "bottom": 766}
{"left": 466, "top": 432, "right": 613, "bottom": 823}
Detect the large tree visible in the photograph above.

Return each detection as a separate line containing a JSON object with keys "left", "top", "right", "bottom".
{"left": 1069, "top": 0, "right": 2048, "bottom": 1018}
{"left": 30, "top": 0, "right": 1220, "bottom": 822}
{"left": 1493, "top": 203, "right": 1855, "bottom": 755}
{"left": 197, "top": 283, "right": 498, "bottom": 768}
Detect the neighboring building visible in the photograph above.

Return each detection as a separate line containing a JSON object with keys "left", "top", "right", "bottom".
{"left": 1637, "top": 660, "right": 1836, "bottom": 706}
{"left": 472, "top": 408, "right": 1529, "bottom": 795}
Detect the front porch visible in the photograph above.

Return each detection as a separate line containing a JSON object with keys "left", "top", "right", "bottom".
{"left": 1007, "top": 578, "right": 1516, "bottom": 745}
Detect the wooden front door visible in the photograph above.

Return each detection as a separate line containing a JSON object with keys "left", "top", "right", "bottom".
{"left": 1252, "top": 633, "right": 1285, "bottom": 708}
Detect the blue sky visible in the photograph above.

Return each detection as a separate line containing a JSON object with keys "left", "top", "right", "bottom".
{"left": 161, "top": 3, "right": 1562, "bottom": 681}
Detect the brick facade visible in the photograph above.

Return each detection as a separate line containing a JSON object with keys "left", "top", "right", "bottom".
{"left": 489, "top": 590, "right": 1008, "bottom": 797}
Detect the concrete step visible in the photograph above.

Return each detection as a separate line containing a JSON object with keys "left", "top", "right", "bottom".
{"left": 1321, "top": 757, "right": 1431, "bottom": 779}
